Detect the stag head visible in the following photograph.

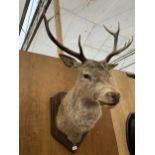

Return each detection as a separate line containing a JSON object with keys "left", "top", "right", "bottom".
{"left": 43, "top": 14, "right": 133, "bottom": 107}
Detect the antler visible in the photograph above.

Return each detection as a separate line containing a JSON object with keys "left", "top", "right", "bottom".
{"left": 43, "top": 14, "right": 86, "bottom": 63}
{"left": 104, "top": 23, "right": 133, "bottom": 63}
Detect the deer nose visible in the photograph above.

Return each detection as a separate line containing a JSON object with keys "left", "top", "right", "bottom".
{"left": 106, "top": 91, "right": 120, "bottom": 105}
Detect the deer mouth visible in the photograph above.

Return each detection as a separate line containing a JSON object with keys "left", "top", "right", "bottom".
{"left": 98, "top": 100, "right": 118, "bottom": 107}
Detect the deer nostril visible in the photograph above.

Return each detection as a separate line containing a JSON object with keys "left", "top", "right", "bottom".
{"left": 114, "top": 94, "right": 120, "bottom": 102}
{"left": 107, "top": 92, "right": 120, "bottom": 104}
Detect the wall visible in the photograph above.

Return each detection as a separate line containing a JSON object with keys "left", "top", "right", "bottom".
{"left": 20, "top": 51, "right": 134, "bottom": 155}
{"left": 111, "top": 68, "right": 135, "bottom": 155}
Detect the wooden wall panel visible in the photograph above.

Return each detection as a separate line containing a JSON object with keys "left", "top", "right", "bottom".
{"left": 110, "top": 70, "right": 135, "bottom": 155}
{"left": 20, "top": 51, "right": 134, "bottom": 155}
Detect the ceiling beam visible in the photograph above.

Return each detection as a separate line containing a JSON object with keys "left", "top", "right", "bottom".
{"left": 54, "top": 0, "right": 64, "bottom": 55}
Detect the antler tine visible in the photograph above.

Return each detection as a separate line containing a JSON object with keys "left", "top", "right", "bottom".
{"left": 78, "top": 35, "right": 86, "bottom": 61}
{"left": 43, "top": 13, "right": 86, "bottom": 63}
{"left": 104, "top": 23, "right": 133, "bottom": 62}
{"left": 104, "top": 23, "right": 120, "bottom": 53}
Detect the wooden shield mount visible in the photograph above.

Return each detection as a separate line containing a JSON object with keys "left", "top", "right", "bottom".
{"left": 50, "top": 92, "right": 87, "bottom": 153}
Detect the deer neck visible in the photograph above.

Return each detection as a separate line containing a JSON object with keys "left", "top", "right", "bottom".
{"left": 63, "top": 77, "right": 96, "bottom": 106}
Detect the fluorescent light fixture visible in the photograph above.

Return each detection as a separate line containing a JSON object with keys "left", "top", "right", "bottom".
{"left": 19, "top": 0, "right": 39, "bottom": 49}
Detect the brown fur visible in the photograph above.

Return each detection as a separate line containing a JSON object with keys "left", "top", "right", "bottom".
{"left": 56, "top": 60, "right": 120, "bottom": 144}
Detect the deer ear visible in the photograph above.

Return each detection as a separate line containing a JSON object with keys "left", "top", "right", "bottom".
{"left": 59, "top": 54, "right": 81, "bottom": 68}
{"left": 107, "top": 63, "right": 118, "bottom": 70}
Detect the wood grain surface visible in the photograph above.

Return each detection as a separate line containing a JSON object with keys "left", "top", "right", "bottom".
{"left": 110, "top": 70, "right": 135, "bottom": 155}
{"left": 20, "top": 51, "right": 134, "bottom": 155}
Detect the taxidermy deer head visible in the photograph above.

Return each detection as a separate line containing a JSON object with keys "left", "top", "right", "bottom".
{"left": 43, "top": 14, "right": 133, "bottom": 145}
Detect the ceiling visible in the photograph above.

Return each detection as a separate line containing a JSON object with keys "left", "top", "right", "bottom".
{"left": 19, "top": 0, "right": 135, "bottom": 73}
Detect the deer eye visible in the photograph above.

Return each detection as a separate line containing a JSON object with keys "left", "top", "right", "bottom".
{"left": 83, "top": 74, "right": 92, "bottom": 81}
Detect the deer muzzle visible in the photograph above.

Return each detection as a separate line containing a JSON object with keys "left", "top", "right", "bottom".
{"left": 96, "top": 86, "right": 120, "bottom": 106}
